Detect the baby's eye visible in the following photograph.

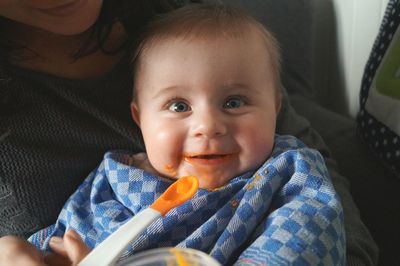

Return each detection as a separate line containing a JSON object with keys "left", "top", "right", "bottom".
{"left": 169, "top": 101, "right": 191, "bottom": 112}
{"left": 223, "top": 97, "right": 244, "bottom": 109}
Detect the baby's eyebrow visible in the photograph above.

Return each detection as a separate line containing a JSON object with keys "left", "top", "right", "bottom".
{"left": 221, "top": 83, "right": 262, "bottom": 95}
{"left": 151, "top": 85, "right": 184, "bottom": 100}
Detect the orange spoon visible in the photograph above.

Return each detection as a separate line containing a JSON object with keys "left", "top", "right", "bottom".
{"left": 78, "top": 176, "right": 199, "bottom": 266}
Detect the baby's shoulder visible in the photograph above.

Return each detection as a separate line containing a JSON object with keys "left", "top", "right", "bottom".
{"left": 103, "top": 151, "right": 159, "bottom": 175}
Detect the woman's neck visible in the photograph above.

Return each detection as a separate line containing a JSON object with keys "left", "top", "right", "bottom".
{"left": 5, "top": 21, "right": 127, "bottom": 79}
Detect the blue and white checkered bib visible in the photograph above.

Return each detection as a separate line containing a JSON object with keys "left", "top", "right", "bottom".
{"left": 29, "top": 135, "right": 345, "bottom": 265}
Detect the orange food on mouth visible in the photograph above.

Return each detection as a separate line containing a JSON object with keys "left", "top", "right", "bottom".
{"left": 184, "top": 154, "right": 233, "bottom": 166}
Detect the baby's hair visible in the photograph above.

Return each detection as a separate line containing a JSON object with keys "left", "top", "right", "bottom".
{"left": 132, "top": 3, "right": 282, "bottom": 101}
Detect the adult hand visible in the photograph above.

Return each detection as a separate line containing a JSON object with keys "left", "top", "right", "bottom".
{"left": 0, "top": 230, "right": 91, "bottom": 266}
{"left": 46, "top": 230, "right": 91, "bottom": 266}
{"left": 0, "top": 234, "right": 44, "bottom": 266}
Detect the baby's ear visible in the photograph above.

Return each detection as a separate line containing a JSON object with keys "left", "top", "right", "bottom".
{"left": 130, "top": 102, "right": 140, "bottom": 126}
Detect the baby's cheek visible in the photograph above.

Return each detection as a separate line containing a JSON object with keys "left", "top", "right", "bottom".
{"left": 145, "top": 130, "right": 184, "bottom": 178}
{"left": 244, "top": 138, "right": 274, "bottom": 169}
{"left": 257, "top": 144, "right": 273, "bottom": 163}
{"left": 163, "top": 163, "right": 178, "bottom": 177}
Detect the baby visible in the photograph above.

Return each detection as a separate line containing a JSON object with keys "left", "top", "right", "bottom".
{"left": 29, "top": 4, "right": 345, "bottom": 265}
{"left": 129, "top": 3, "right": 281, "bottom": 191}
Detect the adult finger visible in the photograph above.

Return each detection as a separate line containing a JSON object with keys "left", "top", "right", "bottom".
{"left": 63, "top": 230, "right": 91, "bottom": 265}
{"left": 48, "top": 236, "right": 68, "bottom": 257}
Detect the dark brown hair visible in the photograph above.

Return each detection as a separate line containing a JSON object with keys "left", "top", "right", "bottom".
{"left": 0, "top": 0, "right": 199, "bottom": 61}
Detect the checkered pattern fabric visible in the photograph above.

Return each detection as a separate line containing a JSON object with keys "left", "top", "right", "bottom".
{"left": 29, "top": 135, "right": 345, "bottom": 265}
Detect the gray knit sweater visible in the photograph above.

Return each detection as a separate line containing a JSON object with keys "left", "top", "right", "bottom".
{"left": 0, "top": 57, "right": 142, "bottom": 238}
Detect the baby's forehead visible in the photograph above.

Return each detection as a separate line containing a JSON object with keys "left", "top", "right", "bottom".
{"left": 140, "top": 19, "right": 272, "bottom": 54}
{"left": 136, "top": 29, "right": 280, "bottom": 80}
{"left": 134, "top": 36, "right": 280, "bottom": 98}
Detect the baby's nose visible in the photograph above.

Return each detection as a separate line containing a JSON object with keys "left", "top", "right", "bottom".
{"left": 191, "top": 111, "right": 227, "bottom": 138}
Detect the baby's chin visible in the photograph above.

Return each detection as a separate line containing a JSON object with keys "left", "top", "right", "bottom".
{"left": 159, "top": 166, "right": 241, "bottom": 191}
{"left": 158, "top": 172, "right": 230, "bottom": 190}
{"left": 192, "top": 174, "right": 233, "bottom": 191}
{"left": 171, "top": 163, "right": 240, "bottom": 190}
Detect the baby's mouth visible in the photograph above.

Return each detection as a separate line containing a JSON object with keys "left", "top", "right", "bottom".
{"left": 184, "top": 154, "right": 233, "bottom": 165}
{"left": 189, "top": 154, "right": 227, "bottom": 159}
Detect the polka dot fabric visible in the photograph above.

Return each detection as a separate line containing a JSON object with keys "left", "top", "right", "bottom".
{"left": 357, "top": 0, "right": 400, "bottom": 178}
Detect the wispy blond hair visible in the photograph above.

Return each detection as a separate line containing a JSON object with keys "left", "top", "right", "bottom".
{"left": 132, "top": 4, "right": 282, "bottom": 100}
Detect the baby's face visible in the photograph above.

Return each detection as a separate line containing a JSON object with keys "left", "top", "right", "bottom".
{"left": 132, "top": 31, "right": 280, "bottom": 190}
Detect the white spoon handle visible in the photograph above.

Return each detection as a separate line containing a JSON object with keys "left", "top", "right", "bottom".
{"left": 78, "top": 208, "right": 161, "bottom": 266}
